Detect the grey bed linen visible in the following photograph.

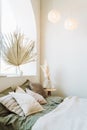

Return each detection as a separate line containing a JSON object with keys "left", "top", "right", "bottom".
{"left": 0, "top": 96, "right": 63, "bottom": 130}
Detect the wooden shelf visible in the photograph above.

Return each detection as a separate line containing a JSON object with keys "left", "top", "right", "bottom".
{"left": 44, "top": 88, "right": 56, "bottom": 96}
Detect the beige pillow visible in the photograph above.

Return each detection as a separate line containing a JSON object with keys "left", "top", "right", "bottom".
{"left": 19, "top": 79, "right": 31, "bottom": 91}
{"left": 0, "top": 87, "right": 13, "bottom": 97}
{"left": 28, "top": 83, "right": 47, "bottom": 98}
{"left": 9, "top": 92, "right": 44, "bottom": 116}
{"left": 26, "top": 88, "right": 47, "bottom": 105}
{"left": 16, "top": 86, "right": 25, "bottom": 93}
{"left": 0, "top": 94, "right": 24, "bottom": 116}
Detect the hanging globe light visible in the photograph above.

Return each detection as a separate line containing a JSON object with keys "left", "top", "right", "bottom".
{"left": 48, "top": 9, "right": 61, "bottom": 23}
{"left": 64, "top": 18, "right": 78, "bottom": 30}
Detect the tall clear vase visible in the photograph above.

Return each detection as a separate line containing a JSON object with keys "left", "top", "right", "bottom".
{"left": 43, "top": 78, "right": 52, "bottom": 88}
{"left": 16, "top": 66, "right": 23, "bottom": 76}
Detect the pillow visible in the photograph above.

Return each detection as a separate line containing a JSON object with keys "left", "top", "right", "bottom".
{"left": 0, "top": 87, "right": 13, "bottom": 97}
{"left": 29, "top": 83, "right": 47, "bottom": 98}
{"left": 19, "top": 79, "right": 31, "bottom": 91}
{"left": 26, "top": 88, "right": 47, "bottom": 105}
{"left": 15, "top": 86, "right": 25, "bottom": 93}
{"left": 9, "top": 92, "right": 44, "bottom": 116}
{"left": 0, "top": 94, "right": 24, "bottom": 116}
{"left": 0, "top": 103, "right": 10, "bottom": 116}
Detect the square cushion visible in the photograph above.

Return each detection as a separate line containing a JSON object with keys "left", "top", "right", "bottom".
{"left": 0, "top": 87, "right": 13, "bottom": 97}
{"left": 19, "top": 80, "right": 47, "bottom": 98}
{"left": 29, "top": 83, "right": 47, "bottom": 98}
{"left": 0, "top": 94, "right": 24, "bottom": 116}
{"left": 0, "top": 103, "right": 10, "bottom": 116}
{"left": 26, "top": 88, "right": 47, "bottom": 104}
{"left": 15, "top": 86, "right": 25, "bottom": 93}
{"left": 19, "top": 79, "right": 31, "bottom": 91}
{"left": 9, "top": 92, "right": 44, "bottom": 116}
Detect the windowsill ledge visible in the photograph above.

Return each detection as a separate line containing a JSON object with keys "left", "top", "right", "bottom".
{"left": 0, "top": 75, "right": 40, "bottom": 83}
{"left": 0, "top": 74, "right": 36, "bottom": 78}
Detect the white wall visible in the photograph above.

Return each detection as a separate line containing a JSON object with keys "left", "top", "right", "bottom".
{"left": 31, "top": 0, "right": 40, "bottom": 82}
{"left": 40, "top": 0, "right": 87, "bottom": 98}
{"left": 0, "top": 0, "right": 40, "bottom": 91}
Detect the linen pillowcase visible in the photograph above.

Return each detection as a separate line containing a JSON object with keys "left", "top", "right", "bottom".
{"left": 15, "top": 86, "right": 25, "bottom": 93}
{"left": 19, "top": 79, "right": 31, "bottom": 91}
{"left": 9, "top": 92, "right": 44, "bottom": 116}
{"left": 0, "top": 94, "right": 24, "bottom": 116}
{"left": 0, "top": 103, "right": 10, "bottom": 116}
{"left": 18, "top": 79, "right": 47, "bottom": 98}
{"left": 26, "top": 88, "right": 47, "bottom": 105}
{"left": 0, "top": 87, "right": 13, "bottom": 97}
{"left": 29, "top": 83, "right": 47, "bottom": 98}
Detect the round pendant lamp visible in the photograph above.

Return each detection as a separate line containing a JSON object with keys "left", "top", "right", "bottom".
{"left": 48, "top": 9, "right": 61, "bottom": 23}
{"left": 64, "top": 18, "right": 78, "bottom": 30}
{"left": 64, "top": 0, "right": 78, "bottom": 31}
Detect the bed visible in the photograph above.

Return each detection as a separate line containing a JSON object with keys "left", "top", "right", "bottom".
{"left": 0, "top": 96, "right": 63, "bottom": 130}
{"left": 0, "top": 80, "right": 63, "bottom": 130}
{"left": 32, "top": 96, "right": 87, "bottom": 130}
{"left": 1, "top": 81, "right": 87, "bottom": 130}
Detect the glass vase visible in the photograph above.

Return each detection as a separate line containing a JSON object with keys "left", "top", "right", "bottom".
{"left": 16, "top": 66, "right": 23, "bottom": 76}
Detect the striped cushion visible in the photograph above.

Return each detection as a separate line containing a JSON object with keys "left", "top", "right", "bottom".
{"left": 0, "top": 94, "right": 24, "bottom": 116}
{"left": 0, "top": 103, "right": 10, "bottom": 116}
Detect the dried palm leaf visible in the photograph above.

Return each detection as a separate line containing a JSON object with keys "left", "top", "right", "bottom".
{"left": 2, "top": 31, "right": 37, "bottom": 67}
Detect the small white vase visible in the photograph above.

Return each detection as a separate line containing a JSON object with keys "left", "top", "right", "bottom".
{"left": 43, "top": 79, "right": 52, "bottom": 88}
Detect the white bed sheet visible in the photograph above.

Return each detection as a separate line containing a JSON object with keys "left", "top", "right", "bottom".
{"left": 32, "top": 96, "right": 87, "bottom": 130}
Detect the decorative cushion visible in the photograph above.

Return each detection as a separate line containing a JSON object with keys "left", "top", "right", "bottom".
{"left": 0, "top": 94, "right": 24, "bottom": 116}
{"left": 0, "top": 87, "right": 13, "bottom": 97}
{"left": 19, "top": 80, "right": 47, "bottom": 98}
{"left": 16, "top": 86, "right": 25, "bottom": 93}
{"left": 9, "top": 92, "right": 44, "bottom": 116}
{"left": 29, "top": 83, "right": 47, "bottom": 98}
{"left": 26, "top": 88, "right": 47, "bottom": 105}
{"left": 0, "top": 103, "right": 10, "bottom": 116}
{"left": 19, "top": 79, "right": 31, "bottom": 91}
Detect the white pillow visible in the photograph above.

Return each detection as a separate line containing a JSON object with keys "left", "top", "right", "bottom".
{"left": 9, "top": 92, "right": 44, "bottom": 116}
{"left": 0, "top": 94, "right": 24, "bottom": 116}
{"left": 15, "top": 86, "right": 25, "bottom": 93}
{"left": 26, "top": 88, "right": 47, "bottom": 105}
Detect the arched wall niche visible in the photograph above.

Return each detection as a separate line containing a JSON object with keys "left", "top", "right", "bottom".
{"left": 0, "top": 0, "right": 40, "bottom": 91}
